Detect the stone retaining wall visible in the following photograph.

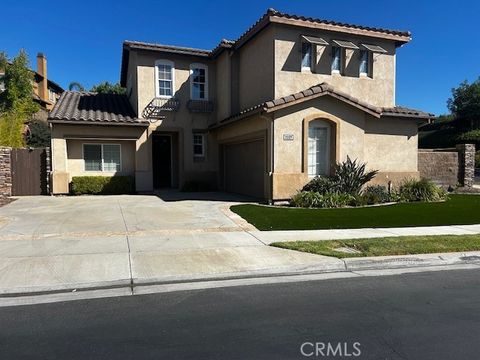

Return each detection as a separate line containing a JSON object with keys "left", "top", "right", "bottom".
{"left": 0, "top": 147, "right": 12, "bottom": 197}
{"left": 418, "top": 144, "right": 475, "bottom": 188}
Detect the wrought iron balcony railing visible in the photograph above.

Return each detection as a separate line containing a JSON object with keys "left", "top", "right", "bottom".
{"left": 142, "top": 97, "right": 180, "bottom": 119}
{"left": 187, "top": 100, "right": 214, "bottom": 113}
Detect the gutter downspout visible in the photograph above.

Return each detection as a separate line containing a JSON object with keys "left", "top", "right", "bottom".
{"left": 260, "top": 113, "right": 274, "bottom": 204}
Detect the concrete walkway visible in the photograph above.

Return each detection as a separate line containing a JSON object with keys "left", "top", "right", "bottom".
{"left": 1, "top": 194, "right": 480, "bottom": 298}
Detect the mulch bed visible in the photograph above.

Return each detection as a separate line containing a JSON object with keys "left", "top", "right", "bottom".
{"left": 0, "top": 197, "right": 16, "bottom": 207}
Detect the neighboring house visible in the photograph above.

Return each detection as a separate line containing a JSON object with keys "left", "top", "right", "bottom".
{"left": 0, "top": 52, "right": 64, "bottom": 120}
{"left": 48, "top": 9, "right": 433, "bottom": 200}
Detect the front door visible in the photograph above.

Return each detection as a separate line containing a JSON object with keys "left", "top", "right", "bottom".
{"left": 153, "top": 135, "right": 172, "bottom": 188}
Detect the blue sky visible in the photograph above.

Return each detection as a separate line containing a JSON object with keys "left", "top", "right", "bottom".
{"left": 1, "top": 0, "right": 478, "bottom": 115}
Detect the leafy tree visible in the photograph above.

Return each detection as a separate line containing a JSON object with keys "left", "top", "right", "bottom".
{"left": 26, "top": 119, "right": 51, "bottom": 147}
{"left": 68, "top": 81, "right": 85, "bottom": 91}
{"left": 447, "top": 78, "right": 480, "bottom": 130}
{"left": 0, "top": 50, "right": 39, "bottom": 147}
{"left": 90, "top": 81, "right": 126, "bottom": 95}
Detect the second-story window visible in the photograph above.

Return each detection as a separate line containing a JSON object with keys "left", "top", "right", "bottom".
{"left": 155, "top": 60, "right": 174, "bottom": 98}
{"left": 190, "top": 63, "right": 208, "bottom": 100}
{"left": 301, "top": 42, "right": 312, "bottom": 70}
{"left": 331, "top": 47, "right": 341, "bottom": 74}
{"left": 359, "top": 50, "right": 369, "bottom": 76}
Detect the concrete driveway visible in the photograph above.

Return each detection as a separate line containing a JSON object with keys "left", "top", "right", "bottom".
{"left": 0, "top": 194, "right": 340, "bottom": 296}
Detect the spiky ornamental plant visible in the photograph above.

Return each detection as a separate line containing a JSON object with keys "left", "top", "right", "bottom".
{"left": 331, "top": 156, "right": 378, "bottom": 195}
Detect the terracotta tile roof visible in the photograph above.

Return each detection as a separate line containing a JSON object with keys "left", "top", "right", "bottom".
{"left": 215, "top": 83, "right": 433, "bottom": 126}
{"left": 381, "top": 106, "right": 435, "bottom": 118}
{"left": 48, "top": 91, "right": 149, "bottom": 126}
{"left": 123, "top": 40, "right": 211, "bottom": 57}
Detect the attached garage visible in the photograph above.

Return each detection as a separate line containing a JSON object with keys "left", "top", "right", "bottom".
{"left": 223, "top": 139, "right": 266, "bottom": 199}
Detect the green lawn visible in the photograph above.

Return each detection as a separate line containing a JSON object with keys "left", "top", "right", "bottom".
{"left": 231, "top": 194, "right": 480, "bottom": 230}
{"left": 271, "top": 234, "right": 480, "bottom": 258}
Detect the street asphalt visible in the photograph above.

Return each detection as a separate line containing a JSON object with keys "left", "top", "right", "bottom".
{"left": 0, "top": 268, "right": 479, "bottom": 359}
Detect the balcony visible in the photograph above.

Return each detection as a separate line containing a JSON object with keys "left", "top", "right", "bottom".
{"left": 187, "top": 100, "right": 214, "bottom": 113}
{"left": 142, "top": 97, "right": 180, "bottom": 119}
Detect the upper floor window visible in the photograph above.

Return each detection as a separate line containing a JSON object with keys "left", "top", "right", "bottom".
{"left": 359, "top": 50, "right": 370, "bottom": 76}
{"left": 331, "top": 47, "right": 341, "bottom": 74}
{"left": 190, "top": 63, "right": 208, "bottom": 100}
{"left": 301, "top": 42, "right": 312, "bottom": 70}
{"left": 155, "top": 60, "right": 174, "bottom": 98}
{"left": 48, "top": 88, "right": 56, "bottom": 103}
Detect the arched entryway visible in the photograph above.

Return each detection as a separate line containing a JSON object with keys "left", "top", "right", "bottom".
{"left": 303, "top": 117, "right": 338, "bottom": 176}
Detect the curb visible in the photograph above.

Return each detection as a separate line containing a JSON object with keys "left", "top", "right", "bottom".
{"left": 2, "top": 252, "right": 480, "bottom": 300}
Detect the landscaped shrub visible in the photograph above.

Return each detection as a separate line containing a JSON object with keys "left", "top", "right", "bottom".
{"left": 301, "top": 176, "right": 335, "bottom": 194}
{"left": 181, "top": 180, "right": 212, "bottom": 192}
{"left": 291, "top": 191, "right": 354, "bottom": 208}
{"left": 70, "top": 176, "right": 135, "bottom": 195}
{"left": 398, "top": 178, "right": 448, "bottom": 202}
{"left": 457, "top": 129, "right": 480, "bottom": 146}
{"left": 301, "top": 157, "right": 378, "bottom": 196}
{"left": 330, "top": 156, "right": 378, "bottom": 195}
{"left": 361, "top": 185, "right": 391, "bottom": 204}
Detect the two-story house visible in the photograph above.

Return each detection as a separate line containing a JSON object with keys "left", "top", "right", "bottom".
{"left": 48, "top": 9, "right": 433, "bottom": 201}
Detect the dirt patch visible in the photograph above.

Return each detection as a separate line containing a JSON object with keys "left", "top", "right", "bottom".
{"left": 0, "top": 197, "right": 16, "bottom": 208}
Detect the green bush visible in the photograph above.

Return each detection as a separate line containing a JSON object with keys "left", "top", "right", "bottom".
{"left": 332, "top": 157, "right": 378, "bottom": 195}
{"left": 291, "top": 191, "right": 354, "bottom": 208}
{"left": 301, "top": 157, "right": 378, "bottom": 196}
{"left": 361, "top": 185, "right": 391, "bottom": 204}
{"left": 70, "top": 176, "right": 135, "bottom": 195}
{"left": 301, "top": 176, "right": 335, "bottom": 194}
{"left": 181, "top": 181, "right": 212, "bottom": 192}
{"left": 457, "top": 129, "right": 480, "bottom": 144}
{"left": 398, "top": 178, "right": 448, "bottom": 202}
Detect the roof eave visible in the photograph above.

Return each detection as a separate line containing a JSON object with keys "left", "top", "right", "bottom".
{"left": 48, "top": 119, "right": 149, "bottom": 127}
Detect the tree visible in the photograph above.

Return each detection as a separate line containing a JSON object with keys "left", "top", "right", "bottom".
{"left": 90, "top": 81, "right": 126, "bottom": 95}
{"left": 0, "top": 50, "right": 39, "bottom": 147}
{"left": 447, "top": 78, "right": 480, "bottom": 130}
{"left": 26, "top": 119, "right": 50, "bottom": 147}
{"left": 68, "top": 81, "right": 85, "bottom": 91}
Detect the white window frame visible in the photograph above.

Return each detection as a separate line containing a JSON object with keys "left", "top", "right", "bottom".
{"left": 155, "top": 59, "right": 175, "bottom": 99}
{"left": 193, "top": 133, "right": 205, "bottom": 157}
{"left": 359, "top": 50, "right": 370, "bottom": 77}
{"left": 189, "top": 63, "right": 208, "bottom": 100}
{"left": 301, "top": 41, "right": 313, "bottom": 71}
{"left": 331, "top": 46, "right": 342, "bottom": 74}
{"left": 48, "top": 88, "right": 56, "bottom": 102}
{"left": 307, "top": 121, "right": 331, "bottom": 177}
{"left": 83, "top": 143, "right": 122, "bottom": 172}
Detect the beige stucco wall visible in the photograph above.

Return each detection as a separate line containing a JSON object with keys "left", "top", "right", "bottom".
{"left": 273, "top": 24, "right": 397, "bottom": 108}
{"left": 235, "top": 25, "right": 275, "bottom": 112}
{"left": 50, "top": 123, "right": 147, "bottom": 194}
{"left": 134, "top": 51, "right": 219, "bottom": 189}
{"left": 215, "top": 51, "right": 232, "bottom": 121}
{"left": 271, "top": 96, "right": 418, "bottom": 199}
{"left": 66, "top": 140, "right": 136, "bottom": 180}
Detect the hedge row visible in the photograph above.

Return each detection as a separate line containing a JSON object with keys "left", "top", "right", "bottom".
{"left": 70, "top": 176, "right": 135, "bottom": 195}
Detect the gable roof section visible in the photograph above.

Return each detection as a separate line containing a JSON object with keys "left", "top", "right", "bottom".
{"left": 121, "top": 9, "right": 412, "bottom": 85}
{"left": 48, "top": 91, "right": 148, "bottom": 126}
{"left": 212, "top": 83, "right": 434, "bottom": 128}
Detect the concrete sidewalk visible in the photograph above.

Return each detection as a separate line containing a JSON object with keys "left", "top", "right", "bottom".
{"left": 251, "top": 224, "right": 480, "bottom": 244}
{"left": 1, "top": 195, "right": 480, "bottom": 299}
